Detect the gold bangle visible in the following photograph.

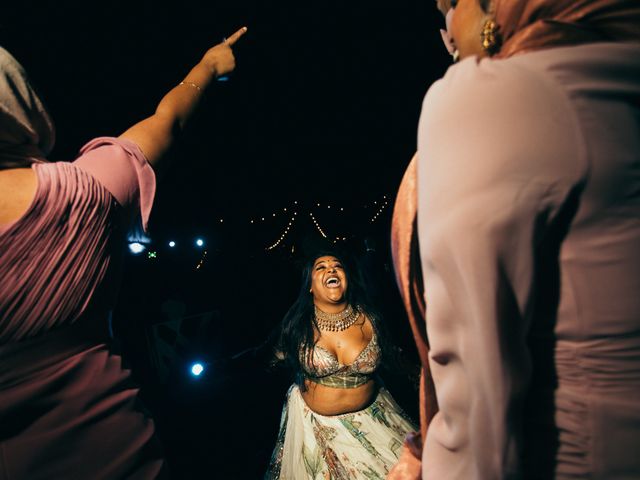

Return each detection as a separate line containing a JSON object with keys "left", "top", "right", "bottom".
{"left": 178, "top": 81, "right": 202, "bottom": 92}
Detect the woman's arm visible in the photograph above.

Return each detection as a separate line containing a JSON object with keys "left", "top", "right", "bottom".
{"left": 119, "top": 26, "right": 247, "bottom": 171}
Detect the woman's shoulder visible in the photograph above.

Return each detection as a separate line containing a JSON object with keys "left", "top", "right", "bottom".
{"left": 423, "top": 54, "right": 567, "bottom": 122}
{"left": 72, "top": 137, "right": 156, "bottom": 231}
{"left": 421, "top": 53, "right": 582, "bottom": 147}
{"left": 418, "top": 53, "right": 586, "bottom": 190}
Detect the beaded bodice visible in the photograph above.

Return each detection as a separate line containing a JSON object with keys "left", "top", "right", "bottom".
{"left": 300, "top": 334, "right": 381, "bottom": 389}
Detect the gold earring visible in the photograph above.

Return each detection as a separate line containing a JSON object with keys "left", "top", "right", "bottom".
{"left": 480, "top": 19, "right": 500, "bottom": 54}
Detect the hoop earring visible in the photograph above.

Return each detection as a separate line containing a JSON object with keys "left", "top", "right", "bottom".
{"left": 480, "top": 19, "right": 501, "bottom": 55}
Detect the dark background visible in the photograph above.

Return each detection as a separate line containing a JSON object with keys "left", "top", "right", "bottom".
{"left": 2, "top": 1, "right": 449, "bottom": 477}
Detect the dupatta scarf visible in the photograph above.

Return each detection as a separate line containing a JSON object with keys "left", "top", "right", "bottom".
{"left": 0, "top": 47, "right": 54, "bottom": 169}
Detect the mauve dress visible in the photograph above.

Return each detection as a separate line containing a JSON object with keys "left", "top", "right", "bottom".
{"left": 398, "top": 42, "right": 640, "bottom": 478}
{"left": 0, "top": 137, "right": 164, "bottom": 479}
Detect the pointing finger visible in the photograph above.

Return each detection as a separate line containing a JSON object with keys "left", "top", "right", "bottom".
{"left": 225, "top": 26, "right": 248, "bottom": 46}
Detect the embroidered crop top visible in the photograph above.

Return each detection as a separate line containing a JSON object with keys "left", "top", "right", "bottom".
{"left": 299, "top": 334, "right": 381, "bottom": 389}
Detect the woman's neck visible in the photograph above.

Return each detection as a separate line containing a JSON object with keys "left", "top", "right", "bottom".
{"left": 314, "top": 301, "right": 348, "bottom": 314}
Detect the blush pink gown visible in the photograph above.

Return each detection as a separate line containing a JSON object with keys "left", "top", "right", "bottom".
{"left": 393, "top": 42, "right": 640, "bottom": 479}
{"left": 0, "top": 137, "right": 164, "bottom": 479}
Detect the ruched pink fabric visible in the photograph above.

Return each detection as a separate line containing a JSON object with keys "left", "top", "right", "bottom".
{"left": 0, "top": 137, "right": 164, "bottom": 479}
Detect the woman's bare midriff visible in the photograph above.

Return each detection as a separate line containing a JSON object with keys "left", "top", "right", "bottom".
{"left": 301, "top": 378, "right": 378, "bottom": 416}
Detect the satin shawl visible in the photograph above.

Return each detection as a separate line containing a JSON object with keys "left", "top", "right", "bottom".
{"left": 0, "top": 47, "right": 54, "bottom": 169}
{"left": 494, "top": 0, "right": 640, "bottom": 58}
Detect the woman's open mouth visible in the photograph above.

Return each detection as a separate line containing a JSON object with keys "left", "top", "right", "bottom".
{"left": 324, "top": 276, "right": 341, "bottom": 288}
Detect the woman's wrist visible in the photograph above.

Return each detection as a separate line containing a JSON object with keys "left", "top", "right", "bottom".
{"left": 181, "top": 61, "right": 217, "bottom": 92}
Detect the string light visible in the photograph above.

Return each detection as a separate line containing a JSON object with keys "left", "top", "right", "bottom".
{"left": 370, "top": 198, "right": 390, "bottom": 223}
{"left": 196, "top": 250, "right": 208, "bottom": 270}
{"left": 309, "top": 212, "right": 328, "bottom": 239}
{"left": 161, "top": 195, "right": 392, "bottom": 254}
{"left": 266, "top": 215, "right": 297, "bottom": 250}
{"left": 228, "top": 199, "right": 380, "bottom": 228}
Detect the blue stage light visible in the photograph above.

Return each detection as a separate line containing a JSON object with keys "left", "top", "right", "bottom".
{"left": 195, "top": 238, "right": 204, "bottom": 247}
{"left": 168, "top": 241, "right": 176, "bottom": 248}
{"left": 128, "top": 242, "right": 146, "bottom": 254}
{"left": 190, "top": 362, "right": 205, "bottom": 377}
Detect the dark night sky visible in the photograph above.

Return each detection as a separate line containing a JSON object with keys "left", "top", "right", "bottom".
{"left": 2, "top": 0, "right": 449, "bottom": 249}
{"left": 2, "top": 3, "right": 451, "bottom": 474}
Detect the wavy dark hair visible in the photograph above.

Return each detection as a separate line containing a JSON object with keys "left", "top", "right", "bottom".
{"left": 275, "top": 247, "right": 403, "bottom": 387}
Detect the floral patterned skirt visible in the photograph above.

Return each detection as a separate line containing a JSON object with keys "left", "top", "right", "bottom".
{"left": 265, "top": 384, "right": 417, "bottom": 479}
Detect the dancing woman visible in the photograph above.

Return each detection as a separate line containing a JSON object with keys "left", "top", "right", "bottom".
{"left": 265, "top": 251, "right": 416, "bottom": 479}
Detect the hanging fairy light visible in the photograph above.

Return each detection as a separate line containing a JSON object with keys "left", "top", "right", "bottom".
{"left": 266, "top": 215, "right": 297, "bottom": 250}
{"left": 370, "top": 197, "right": 390, "bottom": 223}
{"left": 250, "top": 201, "right": 300, "bottom": 225}
{"left": 309, "top": 212, "right": 328, "bottom": 238}
{"left": 196, "top": 250, "right": 208, "bottom": 270}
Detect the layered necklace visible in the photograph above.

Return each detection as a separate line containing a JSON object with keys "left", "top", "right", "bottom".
{"left": 314, "top": 304, "right": 361, "bottom": 332}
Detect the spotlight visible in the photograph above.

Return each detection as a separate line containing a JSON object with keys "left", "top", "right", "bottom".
{"left": 128, "top": 242, "right": 146, "bottom": 254}
{"left": 190, "top": 362, "right": 205, "bottom": 377}
{"left": 168, "top": 241, "right": 176, "bottom": 248}
{"left": 195, "top": 238, "right": 204, "bottom": 247}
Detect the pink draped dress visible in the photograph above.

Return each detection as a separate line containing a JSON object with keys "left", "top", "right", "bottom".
{"left": 0, "top": 138, "right": 164, "bottom": 479}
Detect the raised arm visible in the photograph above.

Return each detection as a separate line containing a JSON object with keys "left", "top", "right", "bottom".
{"left": 120, "top": 26, "right": 247, "bottom": 170}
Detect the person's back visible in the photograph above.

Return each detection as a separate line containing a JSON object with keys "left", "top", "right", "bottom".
{"left": 413, "top": 39, "right": 640, "bottom": 478}
{"left": 390, "top": 2, "right": 640, "bottom": 478}
{"left": 512, "top": 42, "right": 640, "bottom": 478}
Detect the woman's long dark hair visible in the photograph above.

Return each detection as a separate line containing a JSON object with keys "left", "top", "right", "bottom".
{"left": 275, "top": 248, "right": 403, "bottom": 386}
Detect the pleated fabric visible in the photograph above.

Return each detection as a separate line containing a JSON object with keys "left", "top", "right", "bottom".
{"left": 0, "top": 137, "right": 164, "bottom": 479}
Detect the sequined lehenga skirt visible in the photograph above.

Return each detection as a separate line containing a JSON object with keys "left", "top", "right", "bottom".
{"left": 265, "top": 384, "right": 417, "bottom": 479}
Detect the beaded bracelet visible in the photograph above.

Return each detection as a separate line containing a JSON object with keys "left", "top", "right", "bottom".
{"left": 178, "top": 81, "right": 202, "bottom": 92}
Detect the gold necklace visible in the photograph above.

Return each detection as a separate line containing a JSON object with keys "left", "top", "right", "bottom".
{"left": 314, "top": 304, "right": 361, "bottom": 332}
